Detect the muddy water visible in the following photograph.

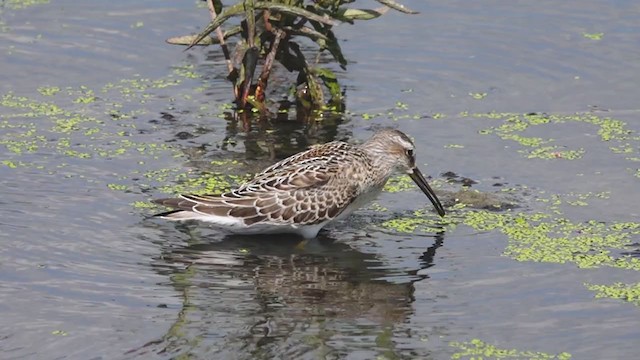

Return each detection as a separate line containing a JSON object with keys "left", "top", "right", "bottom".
{"left": 1, "top": 0, "right": 640, "bottom": 359}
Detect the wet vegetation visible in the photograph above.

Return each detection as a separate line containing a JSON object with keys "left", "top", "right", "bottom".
{"left": 168, "top": 0, "right": 417, "bottom": 114}
{"left": 450, "top": 339, "right": 572, "bottom": 360}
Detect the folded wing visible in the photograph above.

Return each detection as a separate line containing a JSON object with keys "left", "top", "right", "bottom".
{"left": 153, "top": 141, "right": 362, "bottom": 228}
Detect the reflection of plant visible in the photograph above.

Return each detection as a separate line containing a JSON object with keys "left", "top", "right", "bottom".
{"left": 170, "top": 0, "right": 417, "bottom": 112}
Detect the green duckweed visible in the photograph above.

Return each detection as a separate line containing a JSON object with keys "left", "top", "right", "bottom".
{"left": 383, "top": 192, "right": 640, "bottom": 271}
{"left": 583, "top": 32, "right": 604, "bottom": 40}
{"left": 585, "top": 282, "right": 640, "bottom": 306}
{"left": 450, "top": 338, "right": 571, "bottom": 360}
{"left": 37, "top": 86, "right": 61, "bottom": 96}
{"left": 473, "top": 112, "right": 637, "bottom": 161}
{"left": 383, "top": 175, "right": 416, "bottom": 193}
{"left": 4, "top": 0, "right": 50, "bottom": 10}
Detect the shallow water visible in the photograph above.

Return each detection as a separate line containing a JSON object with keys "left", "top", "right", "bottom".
{"left": 1, "top": 0, "right": 640, "bottom": 359}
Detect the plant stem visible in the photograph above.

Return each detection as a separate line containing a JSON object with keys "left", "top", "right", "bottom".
{"left": 256, "top": 28, "right": 285, "bottom": 100}
{"left": 207, "top": 0, "right": 234, "bottom": 76}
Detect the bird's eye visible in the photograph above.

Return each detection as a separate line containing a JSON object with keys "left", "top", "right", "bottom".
{"left": 406, "top": 149, "right": 414, "bottom": 157}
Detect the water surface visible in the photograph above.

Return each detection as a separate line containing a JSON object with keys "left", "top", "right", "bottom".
{"left": 1, "top": 0, "right": 639, "bottom": 359}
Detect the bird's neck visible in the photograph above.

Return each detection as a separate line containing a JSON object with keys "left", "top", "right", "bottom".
{"left": 359, "top": 141, "right": 397, "bottom": 185}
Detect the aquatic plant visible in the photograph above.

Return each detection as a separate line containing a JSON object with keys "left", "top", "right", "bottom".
{"left": 450, "top": 338, "right": 571, "bottom": 360}
{"left": 168, "top": 0, "right": 417, "bottom": 112}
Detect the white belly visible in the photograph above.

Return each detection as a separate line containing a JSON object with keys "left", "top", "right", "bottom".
{"left": 334, "top": 184, "right": 384, "bottom": 221}
{"left": 189, "top": 184, "right": 384, "bottom": 239}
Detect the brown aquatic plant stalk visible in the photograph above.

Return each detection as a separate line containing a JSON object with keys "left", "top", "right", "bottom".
{"left": 177, "top": 0, "right": 418, "bottom": 111}
{"left": 256, "top": 27, "right": 286, "bottom": 103}
{"left": 206, "top": 0, "right": 236, "bottom": 97}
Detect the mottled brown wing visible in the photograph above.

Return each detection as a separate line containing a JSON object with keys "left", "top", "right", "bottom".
{"left": 154, "top": 142, "right": 364, "bottom": 226}
{"left": 247, "top": 141, "right": 352, "bottom": 186}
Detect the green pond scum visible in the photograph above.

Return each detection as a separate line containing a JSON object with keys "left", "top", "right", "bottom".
{"left": 469, "top": 92, "right": 488, "bottom": 100}
{"left": 359, "top": 107, "right": 637, "bottom": 162}
{"left": 2, "top": 159, "right": 21, "bottom": 168}
{"left": 0, "top": 71, "right": 220, "bottom": 218}
{"left": 383, "top": 190, "right": 640, "bottom": 271}
{"left": 155, "top": 167, "right": 249, "bottom": 196}
{"left": 0, "top": 71, "right": 199, "bottom": 168}
{"left": 384, "top": 174, "right": 425, "bottom": 193}
{"left": 107, "top": 183, "right": 130, "bottom": 192}
{"left": 381, "top": 179, "right": 640, "bottom": 306}
{"left": 445, "top": 144, "right": 465, "bottom": 149}
{"left": 355, "top": 102, "right": 442, "bottom": 122}
{"left": 127, "top": 159, "right": 249, "bottom": 211}
{"left": 172, "top": 64, "right": 200, "bottom": 79}
{"left": 586, "top": 282, "right": 640, "bottom": 307}
{"left": 382, "top": 207, "right": 462, "bottom": 234}
{"left": 450, "top": 339, "right": 571, "bottom": 360}
{"left": 583, "top": 32, "right": 604, "bottom": 40}
{"left": 472, "top": 112, "right": 638, "bottom": 161}
{"left": 37, "top": 86, "right": 61, "bottom": 97}
{"left": 3, "top": 0, "right": 49, "bottom": 10}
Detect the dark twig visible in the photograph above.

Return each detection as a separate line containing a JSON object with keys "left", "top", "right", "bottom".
{"left": 207, "top": 0, "right": 234, "bottom": 75}
{"left": 256, "top": 28, "right": 286, "bottom": 101}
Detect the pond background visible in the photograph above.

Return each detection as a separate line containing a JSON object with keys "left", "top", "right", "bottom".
{"left": 1, "top": 0, "right": 639, "bottom": 359}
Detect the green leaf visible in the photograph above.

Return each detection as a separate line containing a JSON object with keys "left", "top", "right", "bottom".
{"left": 306, "top": 70, "right": 324, "bottom": 107}
{"left": 245, "top": 95, "right": 268, "bottom": 114}
{"left": 212, "top": 0, "right": 222, "bottom": 14}
{"left": 289, "top": 42, "right": 324, "bottom": 107}
{"left": 324, "top": 30, "right": 347, "bottom": 69}
{"left": 258, "top": 2, "right": 338, "bottom": 26}
{"left": 282, "top": 26, "right": 329, "bottom": 42}
{"left": 187, "top": 1, "right": 339, "bottom": 50}
{"left": 314, "top": 67, "right": 342, "bottom": 102}
{"left": 187, "top": 2, "right": 246, "bottom": 50}
{"left": 166, "top": 26, "right": 241, "bottom": 46}
{"left": 375, "top": 0, "right": 418, "bottom": 14}
{"left": 338, "top": 8, "right": 388, "bottom": 21}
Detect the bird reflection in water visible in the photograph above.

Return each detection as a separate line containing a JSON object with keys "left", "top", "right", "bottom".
{"left": 129, "top": 223, "right": 445, "bottom": 359}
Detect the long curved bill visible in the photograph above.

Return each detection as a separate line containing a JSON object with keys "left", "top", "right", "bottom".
{"left": 409, "top": 167, "right": 446, "bottom": 217}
